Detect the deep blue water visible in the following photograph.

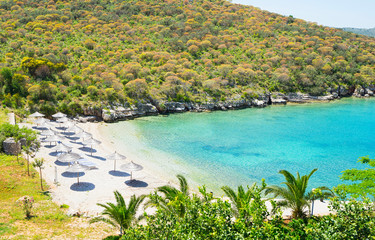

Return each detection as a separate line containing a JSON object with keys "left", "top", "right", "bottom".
{"left": 106, "top": 98, "right": 375, "bottom": 191}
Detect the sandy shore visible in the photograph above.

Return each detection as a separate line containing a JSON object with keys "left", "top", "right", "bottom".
{"left": 25, "top": 118, "right": 331, "bottom": 217}
{"left": 28, "top": 120, "right": 170, "bottom": 216}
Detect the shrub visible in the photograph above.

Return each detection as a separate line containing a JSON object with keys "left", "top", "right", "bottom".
{"left": 16, "top": 195, "right": 34, "bottom": 218}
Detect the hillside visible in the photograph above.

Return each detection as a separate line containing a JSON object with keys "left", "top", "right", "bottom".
{"left": 342, "top": 27, "right": 375, "bottom": 38}
{"left": 0, "top": 0, "right": 374, "bottom": 117}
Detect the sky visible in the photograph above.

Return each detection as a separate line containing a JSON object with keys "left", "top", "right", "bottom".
{"left": 232, "top": 0, "right": 375, "bottom": 29}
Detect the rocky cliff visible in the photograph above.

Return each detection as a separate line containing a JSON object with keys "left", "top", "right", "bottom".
{"left": 80, "top": 85, "right": 373, "bottom": 123}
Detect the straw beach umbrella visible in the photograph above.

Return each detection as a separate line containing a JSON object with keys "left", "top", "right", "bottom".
{"left": 40, "top": 128, "right": 57, "bottom": 137}
{"left": 66, "top": 124, "right": 83, "bottom": 134}
{"left": 56, "top": 117, "right": 69, "bottom": 128}
{"left": 53, "top": 142, "right": 72, "bottom": 153}
{"left": 56, "top": 117, "right": 69, "bottom": 123}
{"left": 34, "top": 117, "right": 48, "bottom": 126}
{"left": 29, "top": 111, "right": 45, "bottom": 118}
{"left": 82, "top": 137, "right": 101, "bottom": 155}
{"left": 74, "top": 131, "right": 92, "bottom": 141}
{"left": 57, "top": 152, "right": 81, "bottom": 163}
{"left": 38, "top": 121, "right": 53, "bottom": 130}
{"left": 65, "top": 161, "right": 89, "bottom": 185}
{"left": 52, "top": 112, "right": 66, "bottom": 118}
{"left": 120, "top": 161, "right": 143, "bottom": 181}
{"left": 105, "top": 151, "right": 127, "bottom": 171}
{"left": 44, "top": 134, "right": 64, "bottom": 146}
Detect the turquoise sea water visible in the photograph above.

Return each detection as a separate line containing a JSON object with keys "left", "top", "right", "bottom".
{"left": 101, "top": 98, "right": 375, "bottom": 192}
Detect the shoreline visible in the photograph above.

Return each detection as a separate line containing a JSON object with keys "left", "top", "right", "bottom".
{"left": 29, "top": 119, "right": 332, "bottom": 217}
{"left": 24, "top": 97, "right": 362, "bottom": 217}
{"left": 80, "top": 92, "right": 375, "bottom": 123}
{"left": 30, "top": 120, "right": 171, "bottom": 216}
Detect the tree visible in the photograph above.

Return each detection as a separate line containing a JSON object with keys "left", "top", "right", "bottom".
{"left": 20, "top": 128, "right": 39, "bottom": 176}
{"left": 90, "top": 191, "right": 145, "bottom": 235}
{"left": 147, "top": 175, "right": 189, "bottom": 218}
{"left": 335, "top": 156, "right": 375, "bottom": 199}
{"left": 23, "top": 145, "right": 33, "bottom": 176}
{"left": 222, "top": 179, "right": 268, "bottom": 226}
{"left": 125, "top": 79, "right": 149, "bottom": 99}
{"left": 265, "top": 169, "right": 319, "bottom": 219}
{"left": 32, "top": 158, "right": 45, "bottom": 191}
{"left": 306, "top": 186, "right": 334, "bottom": 216}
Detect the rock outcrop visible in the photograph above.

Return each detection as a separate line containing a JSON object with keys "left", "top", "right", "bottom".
{"left": 83, "top": 106, "right": 102, "bottom": 118}
{"left": 80, "top": 85, "right": 375, "bottom": 122}
{"left": 3, "top": 137, "right": 20, "bottom": 155}
{"left": 102, "top": 104, "right": 158, "bottom": 122}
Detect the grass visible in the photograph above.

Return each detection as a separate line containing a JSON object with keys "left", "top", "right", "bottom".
{"left": 0, "top": 153, "right": 116, "bottom": 239}
{"left": 0, "top": 108, "right": 8, "bottom": 124}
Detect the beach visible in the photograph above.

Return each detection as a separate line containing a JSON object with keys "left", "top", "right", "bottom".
{"left": 27, "top": 117, "right": 331, "bottom": 217}
{"left": 30, "top": 120, "right": 170, "bottom": 216}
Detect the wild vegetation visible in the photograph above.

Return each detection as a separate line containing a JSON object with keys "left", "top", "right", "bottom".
{"left": 0, "top": 122, "right": 38, "bottom": 153}
{"left": 0, "top": 153, "right": 116, "bottom": 239}
{"left": 113, "top": 173, "right": 375, "bottom": 239}
{"left": 0, "top": 0, "right": 374, "bottom": 116}
{"left": 1, "top": 116, "right": 374, "bottom": 239}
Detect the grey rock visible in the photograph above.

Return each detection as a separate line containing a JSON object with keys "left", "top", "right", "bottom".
{"left": 83, "top": 107, "right": 102, "bottom": 118}
{"left": 338, "top": 86, "right": 350, "bottom": 97}
{"left": 164, "top": 102, "right": 187, "bottom": 113}
{"left": 360, "top": 88, "right": 365, "bottom": 96}
{"left": 3, "top": 137, "right": 21, "bottom": 155}
{"left": 252, "top": 99, "right": 266, "bottom": 107}
{"left": 317, "top": 95, "right": 335, "bottom": 101}
{"left": 136, "top": 104, "right": 158, "bottom": 115}
{"left": 367, "top": 89, "right": 374, "bottom": 96}
{"left": 102, "top": 109, "right": 116, "bottom": 122}
{"left": 77, "top": 116, "right": 98, "bottom": 123}
{"left": 271, "top": 98, "right": 287, "bottom": 105}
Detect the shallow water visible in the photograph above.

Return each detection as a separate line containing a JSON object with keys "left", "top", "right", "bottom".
{"left": 101, "top": 98, "right": 375, "bottom": 192}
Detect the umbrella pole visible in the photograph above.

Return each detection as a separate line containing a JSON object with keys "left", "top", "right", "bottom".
{"left": 130, "top": 171, "right": 133, "bottom": 181}
{"left": 77, "top": 172, "right": 80, "bottom": 185}
{"left": 91, "top": 145, "right": 93, "bottom": 156}
{"left": 114, "top": 160, "right": 116, "bottom": 171}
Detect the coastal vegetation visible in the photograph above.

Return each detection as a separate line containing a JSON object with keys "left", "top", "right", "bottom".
{"left": 0, "top": 0, "right": 374, "bottom": 117}
{"left": 264, "top": 168, "right": 333, "bottom": 219}
{"left": 0, "top": 122, "right": 38, "bottom": 153}
{"left": 90, "top": 191, "right": 146, "bottom": 235}
{"left": 335, "top": 156, "right": 375, "bottom": 200}
{"left": 1, "top": 122, "right": 375, "bottom": 239}
{"left": 117, "top": 172, "right": 375, "bottom": 239}
{"left": 0, "top": 153, "right": 115, "bottom": 239}
{"left": 32, "top": 157, "right": 45, "bottom": 191}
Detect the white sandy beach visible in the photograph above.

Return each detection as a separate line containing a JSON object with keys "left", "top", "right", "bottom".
{"left": 28, "top": 120, "right": 170, "bottom": 216}
{"left": 24, "top": 117, "right": 331, "bottom": 217}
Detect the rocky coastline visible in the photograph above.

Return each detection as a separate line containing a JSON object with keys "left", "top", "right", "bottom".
{"left": 77, "top": 85, "right": 375, "bottom": 123}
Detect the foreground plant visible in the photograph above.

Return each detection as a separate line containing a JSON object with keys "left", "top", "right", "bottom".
{"left": 16, "top": 195, "right": 34, "bottom": 219}
{"left": 90, "top": 191, "right": 145, "bottom": 235}
{"left": 335, "top": 156, "right": 375, "bottom": 199}
{"left": 265, "top": 168, "right": 331, "bottom": 219}
{"left": 32, "top": 158, "right": 45, "bottom": 191}
{"left": 147, "top": 174, "right": 190, "bottom": 218}
{"left": 222, "top": 179, "right": 268, "bottom": 226}
{"left": 306, "top": 186, "right": 334, "bottom": 216}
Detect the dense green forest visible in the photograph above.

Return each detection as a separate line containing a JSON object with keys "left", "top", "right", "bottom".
{"left": 0, "top": 0, "right": 374, "bottom": 116}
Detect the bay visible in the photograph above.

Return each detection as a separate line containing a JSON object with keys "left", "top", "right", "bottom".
{"left": 100, "top": 98, "right": 375, "bottom": 192}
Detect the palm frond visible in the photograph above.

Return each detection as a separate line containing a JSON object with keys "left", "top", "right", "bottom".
{"left": 176, "top": 174, "right": 189, "bottom": 195}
